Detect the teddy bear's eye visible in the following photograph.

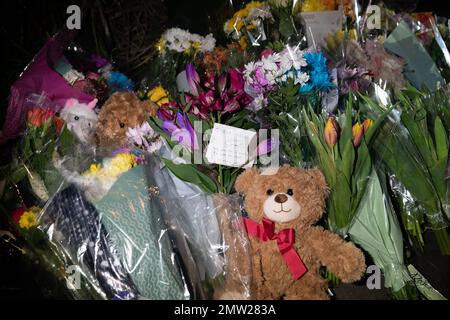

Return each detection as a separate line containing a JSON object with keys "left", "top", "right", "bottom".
{"left": 287, "top": 189, "right": 294, "bottom": 196}
{"left": 119, "top": 122, "right": 125, "bottom": 129}
{"left": 266, "top": 189, "right": 274, "bottom": 196}
{"left": 74, "top": 116, "right": 80, "bottom": 121}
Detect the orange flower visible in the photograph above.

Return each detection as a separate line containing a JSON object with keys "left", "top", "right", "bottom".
{"left": 27, "top": 108, "right": 44, "bottom": 127}
{"left": 54, "top": 117, "right": 65, "bottom": 134}
{"left": 26, "top": 108, "right": 54, "bottom": 128}
{"left": 42, "top": 110, "right": 54, "bottom": 125}
{"left": 352, "top": 122, "right": 364, "bottom": 147}
{"left": 324, "top": 117, "right": 340, "bottom": 146}
{"left": 363, "top": 119, "right": 373, "bottom": 134}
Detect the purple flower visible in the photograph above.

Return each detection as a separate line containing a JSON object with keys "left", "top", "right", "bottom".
{"left": 256, "top": 137, "right": 278, "bottom": 156}
{"left": 162, "top": 112, "right": 199, "bottom": 151}
{"left": 157, "top": 101, "right": 179, "bottom": 121}
{"left": 186, "top": 63, "right": 201, "bottom": 96}
{"left": 337, "top": 67, "right": 370, "bottom": 95}
{"left": 228, "top": 68, "right": 245, "bottom": 93}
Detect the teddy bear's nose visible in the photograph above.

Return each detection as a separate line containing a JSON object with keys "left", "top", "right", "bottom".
{"left": 274, "top": 194, "right": 288, "bottom": 204}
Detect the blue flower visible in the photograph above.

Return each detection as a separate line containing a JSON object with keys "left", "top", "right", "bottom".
{"left": 300, "top": 52, "right": 333, "bottom": 94}
{"left": 108, "top": 71, "right": 134, "bottom": 91}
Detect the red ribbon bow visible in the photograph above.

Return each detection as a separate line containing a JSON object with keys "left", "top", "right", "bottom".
{"left": 244, "top": 217, "right": 308, "bottom": 280}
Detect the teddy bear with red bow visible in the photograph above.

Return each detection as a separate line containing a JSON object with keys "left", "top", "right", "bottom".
{"left": 224, "top": 165, "right": 366, "bottom": 300}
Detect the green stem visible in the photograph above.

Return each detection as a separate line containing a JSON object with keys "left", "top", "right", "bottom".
{"left": 433, "top": 228, "right": 450, "bottom": 255}
{"left": 218, "top": 165, "right": 226, "bottom": 194}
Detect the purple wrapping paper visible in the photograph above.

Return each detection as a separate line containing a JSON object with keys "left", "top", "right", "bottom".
{"left": 0, "top": 31, "right": 95, "bottom": 144}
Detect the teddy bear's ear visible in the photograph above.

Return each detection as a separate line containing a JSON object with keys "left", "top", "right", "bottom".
{"left": 234, "top": 168, "right": 258, "bottom": 194}
{"left": 308, "top": 167, "right": 329, "bottom": 197}
{"left": 141, "top": 100, "right": 159, "bottom": 117}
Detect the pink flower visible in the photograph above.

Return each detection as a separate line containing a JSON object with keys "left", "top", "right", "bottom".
{"left": 260, "top": 48, "right": 274, "bottom": 59}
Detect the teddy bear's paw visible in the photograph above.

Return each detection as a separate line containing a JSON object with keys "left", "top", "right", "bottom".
{"left": 338, "top": 249, "right": 366, "bottom": 283}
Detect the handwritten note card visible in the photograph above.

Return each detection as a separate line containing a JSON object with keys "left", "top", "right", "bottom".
{"left": 205, "top": 123, "right": 257, "bottom": 168}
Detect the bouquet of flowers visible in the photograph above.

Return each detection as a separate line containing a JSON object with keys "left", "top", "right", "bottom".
{"left": 243, "top": 46, "right": 333, "bottom": 166}
{"left": 302, "top": 97, "right": 389, "bottom": 234}
{"left": 362, "top": 88, "right": 450, "bottom": 255}
{"left": 149, "top": 28, "right": 216, "bottom": 96}
{"left": 151, "top": 63, "right": 267, "bottom": 194}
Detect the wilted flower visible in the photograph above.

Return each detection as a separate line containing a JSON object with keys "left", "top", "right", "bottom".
{"left": 324, "top": 117, "right": 340, "bottom": 146}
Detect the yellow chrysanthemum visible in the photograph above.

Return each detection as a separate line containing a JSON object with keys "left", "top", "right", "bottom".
{"left": 235, "top": 8, "right": 249, "bottom": 18}
{"left": 100, "top": 153, "right": 136, "bottom": 181}
{"left": 82, "top": 153, "right": 136, "bottom": 183}
{"left": 239, "top": 36, "right": 248, "bottom": 50}
{"left": 83, "top": 163, "right": 101, "bottom": 177}
{"left": 19, "top": 208, "right": 39, "bottom": 230}
{"left": 226, "top": 18, "right": 245, "bottom": 33}
{"left": 148, "top": 85, "right": 170, "bottom": 106}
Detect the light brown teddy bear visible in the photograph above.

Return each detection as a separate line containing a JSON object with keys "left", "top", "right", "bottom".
{"left": 95, "top": 92, "right": 158, "bottom": 149}
{"left": 225, "top": 165, "right": 366, "bottom": 300}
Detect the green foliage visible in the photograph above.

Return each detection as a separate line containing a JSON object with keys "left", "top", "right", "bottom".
{"left": 362, "top": 89, "right": 450, "bottom": 255}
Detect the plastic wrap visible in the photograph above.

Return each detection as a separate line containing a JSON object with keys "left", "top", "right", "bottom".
{"left": 143, "top": 155, "right": 252, "bottom": 299}
{"left": 4, "top": 128, "right": 253, "bottom": 300}
{"left": 0, "top": 30, "right": 96, "bottom": 145}
{"left": 362, "top": 89, "right": 450, "bottom": 255}
{"left": 24, "top": 141, "right": 184, "bottom": 299}
{"left": 348, "top": 169, "right": 417, "bottom": 297}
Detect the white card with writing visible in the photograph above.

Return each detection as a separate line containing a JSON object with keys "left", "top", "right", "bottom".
{"left": 300, "top": 10, "right": 343, "bottom": 48}
{"left": 205, "top": 123, "right": 257, "bottom": 168}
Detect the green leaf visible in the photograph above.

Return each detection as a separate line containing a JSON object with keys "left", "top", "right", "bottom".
{"left": 162, "top": 159, "right": 217, "bottom": 193}
{"left": 340, "top": 139, "right": 355, "bottom": 185}
{"left": 434, "top": 116, "right": 448, "bottom": 164}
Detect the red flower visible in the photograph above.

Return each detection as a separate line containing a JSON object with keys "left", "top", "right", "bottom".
{"left": 260, "top": 48, "right": 274, "bottom": 59}
{"left": 54, "top": 117, "right": 65, "bottom": 134}
{"left": 27, "top": 108, "right": 44, "bottom": 127}
{"left": 11, "top": 208, "right": 26, "bottom": 224}
{"left": 26, "top": 108, "right": 55, "bottom": 128}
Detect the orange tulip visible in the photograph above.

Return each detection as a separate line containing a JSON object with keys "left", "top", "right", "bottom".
{"left": 324, "top": 117, "right": 340, "bottom": 146}
{"left": 27, "top": 108, "right": 44, "bottom": 127}
{"left": 352, "top": 122, "right": 364, "bottom": 147}
{"left": 54, "top": 117, "right": 65, "bottom": 134}
{"left": 363, "top": 119, "right": 373, "bottom": 134}
{"left": 26, "top": 108, "right": 54, "bottom": 128}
